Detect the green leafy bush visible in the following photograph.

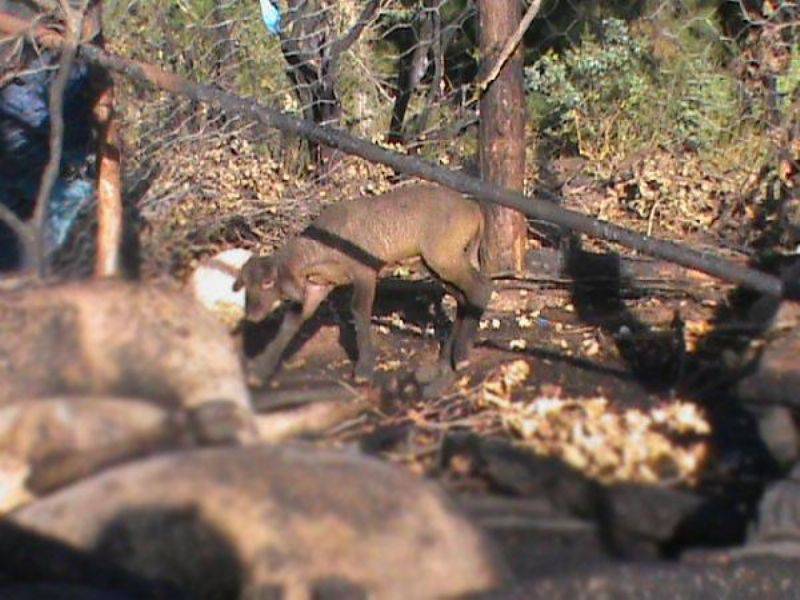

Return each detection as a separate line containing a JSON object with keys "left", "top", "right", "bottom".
{"left": 525, "top": 19, "right": 652, "bottom": 155}
{"left": 525, "top": 18, "right": 746, "bottom": 159}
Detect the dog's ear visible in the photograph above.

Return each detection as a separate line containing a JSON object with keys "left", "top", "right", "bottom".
{"left": 233, "top": 256, "right": 260, "bottom": 292}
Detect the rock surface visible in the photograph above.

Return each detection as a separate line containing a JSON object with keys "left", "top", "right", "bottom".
{"left": 734, "top": 462, "right": 800, "bottom": 559}
{"left": 485, "top": 558, "right": 800, "bottom": 599}
{"left": 0, "top": 280, "right": 256, "bottom": 442}
{"left": 0, "top": 397, "right": 187, "bottom": 498}
{"left": 4, "top": 445, "right": 506, "bottom": 599}
{"left": 738, "top": 302, "right": 800, "bottom": 409}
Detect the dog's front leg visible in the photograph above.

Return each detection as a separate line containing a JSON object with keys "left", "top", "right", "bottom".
{"left": 248, "top": 282, "right": 333, "bottom": 386}
{"left": 248, "top": 304, "right": 305, "bottom": 385}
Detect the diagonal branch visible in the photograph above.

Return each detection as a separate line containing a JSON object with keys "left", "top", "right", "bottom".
{"left": 475, "top": 0, "right": 542, "bottom": 94}
{"left": 326, "top": 0, "right": 380, "bottom": 77}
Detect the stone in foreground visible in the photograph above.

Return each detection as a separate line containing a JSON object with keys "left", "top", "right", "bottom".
{"left": 4, "top": 445, "right": 506, "bottom": 599}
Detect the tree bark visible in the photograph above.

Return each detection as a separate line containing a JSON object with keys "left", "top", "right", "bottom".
{"left": 281, "top": 0, "right": 379, "bottom": 168}
{"left": 478, "top": 0, "right": 527, "bottom": 275}
{"left": 388, "top": 4, "right": 434, "bottom": 144}
{"left": 86, "top": 1, "right": 123, "bottom": 278}
{"left": 211, "top": 0, "right": 237, "bottom": 85}
{"left": 92, "top": 76, "right": 122, "bottom": 277}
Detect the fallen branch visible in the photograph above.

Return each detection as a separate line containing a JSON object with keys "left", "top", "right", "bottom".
{"left": 0, "top": 10, "right": 789, "bottom": 298}
{"left": 254, "top": 397, "right": 368, "bottom": 443}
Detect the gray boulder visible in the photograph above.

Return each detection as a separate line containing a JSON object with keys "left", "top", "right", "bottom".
{"left": 4, "top": 445, "right": 506, "bottom": 599}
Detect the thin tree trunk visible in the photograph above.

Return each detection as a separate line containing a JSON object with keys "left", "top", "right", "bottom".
{"left": 93, "top": 78, "right": 122, "bottom": 277}
{"left": 389, "top": 6, "right": 434, "bottom": 144}
{"left": 477, "top": 0, "right": 527, "bottom": 275}
{"left": 281, "top": 0, "right": 378, "bottom": 169}
{"left": 86, "top": 1, "right": 123, "bottom": 278}
{"left": 211, "top": 0, "right": 237, "bottom": 85}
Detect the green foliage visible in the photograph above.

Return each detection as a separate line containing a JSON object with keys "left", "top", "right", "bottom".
{"left": 106, "top": 0, "right": 288, "bottom": 102}
{"left": 525, "top": 19, "right": 654, "bottom": 155}
{"left": 524, "top": 18, "right": 747, "bottom": 159}
{"left": 778, "top": 52, "right": 800, "bottom": 100}
{"left": 664, "top": 55, "right": 742, "bottom": 149}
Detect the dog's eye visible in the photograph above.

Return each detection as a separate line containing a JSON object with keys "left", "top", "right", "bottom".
{"left": 261, "top": 280, "right": 275, "bottom": 290}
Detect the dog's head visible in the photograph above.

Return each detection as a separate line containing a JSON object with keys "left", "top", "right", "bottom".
{"left": 233, "top": 256, "right": 284, "bottom": 322}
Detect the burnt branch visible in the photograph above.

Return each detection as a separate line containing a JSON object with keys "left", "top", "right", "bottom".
{"left": 0, "top": 10, "right": 789, "bottom": 298}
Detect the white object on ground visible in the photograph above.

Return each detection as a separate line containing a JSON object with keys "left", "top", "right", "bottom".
{"left": 189, "top": 248, "right": 252, "bottom": 325}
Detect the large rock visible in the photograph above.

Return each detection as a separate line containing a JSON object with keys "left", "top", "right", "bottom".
{"left": 738, "top": 302, "right": 800, "bottom": 409}
{"left": 0, "top": 397, "right": 186, "bottom": 497}
{"left": 738, "top": 302, "right": 800, "bottom": 463}
{"left": 736, "top": 462, "right": 800, "bottom": 559}
{"left": 441, "top": 433, "right": 711, "bottom": 559}
{"left": 3, "top": 445, "right": 505, "bottom": 599}
{"left": 0, "top": 280, "right": 255, "bottom": 441}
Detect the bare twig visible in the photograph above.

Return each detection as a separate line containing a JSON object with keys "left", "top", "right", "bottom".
{"left": 475, "top": 0, "right": 542, "bottom": 94}
{"left": 327, "top": 0, "right": 381, "bottom": 74}
{"left": 0, "top": 205, "right": 36, "bottom": 268}
{"left": 31, "top": 0, "right": 89, "bottom": 277}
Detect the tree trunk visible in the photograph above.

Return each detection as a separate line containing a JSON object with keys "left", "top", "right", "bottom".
{"left": 281, "top": 0, "right": 379, "bottom": 170}
{"left": 86, "top": 1, "right": 124, "bottom": 278}
{"left": 92, "top": 78, "right": 122, "bottom": 277}
{"left": 388, "top": 5, "right": 434, "bottom": 144}
{"left": 477, "top": 0, "right": 527, "bottom": 275}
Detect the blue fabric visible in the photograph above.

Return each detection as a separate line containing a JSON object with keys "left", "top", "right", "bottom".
{"left": 0, "top": 52, "right": 96, "bottom": 255}
{"left": 260, "top": 0, "right": 282, "bottom": 35}
{"left": 47, "top": 178, "right": 95, "bottom": 249}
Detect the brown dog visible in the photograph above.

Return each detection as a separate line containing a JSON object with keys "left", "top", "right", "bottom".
{"left": 235, "top": 183, "right": 492, "bottom": 389}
